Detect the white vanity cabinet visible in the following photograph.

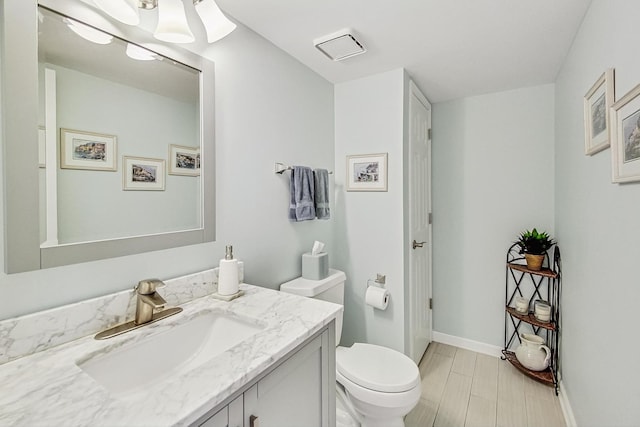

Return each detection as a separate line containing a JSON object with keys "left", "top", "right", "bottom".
{"left": 199, "top": 396, "right": 243, "bottom": 427}
{"left": 194, "top": 324, "right": 336, "bottom": 427}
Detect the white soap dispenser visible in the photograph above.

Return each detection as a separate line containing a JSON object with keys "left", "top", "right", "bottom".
{"left": 218, "top": 245, "right": 239, "bottom": 296}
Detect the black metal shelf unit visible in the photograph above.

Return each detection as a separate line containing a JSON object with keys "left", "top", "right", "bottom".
{"left": 502, "top": 243, "right": 561, "bottom": 395}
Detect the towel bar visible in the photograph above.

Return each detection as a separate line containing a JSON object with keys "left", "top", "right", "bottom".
{"left": 274, "top": 162, "right": 333, "bottom": 175}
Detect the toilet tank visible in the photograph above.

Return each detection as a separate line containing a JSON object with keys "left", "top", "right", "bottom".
{"left": 280, "top": 269, "right": 345, "bottom": 346}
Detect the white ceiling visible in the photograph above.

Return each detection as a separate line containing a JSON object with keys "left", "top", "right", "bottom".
{"left": 216, "top": 0, "right": 593, "bottom": 103}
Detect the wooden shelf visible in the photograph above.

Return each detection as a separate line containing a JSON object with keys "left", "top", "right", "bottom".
{"left": 507, "top": 262, "right": 558, "bottom": 278}
{"left": 505, "top": 307, "right": 556, "bottom": 331}
{"left": 504, "top": 244, "right": 560, "bottom": 395}
{"left": 502, "top": 350, "right": 555, "bottom": 386}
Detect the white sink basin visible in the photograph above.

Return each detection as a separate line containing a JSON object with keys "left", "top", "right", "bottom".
{"left": 77, "top": 310, "right": 264, "bottom": 395}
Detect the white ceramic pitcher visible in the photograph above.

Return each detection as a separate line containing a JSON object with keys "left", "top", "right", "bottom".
{"left": 515, "top": 333, "right": 551, "bottom": 371}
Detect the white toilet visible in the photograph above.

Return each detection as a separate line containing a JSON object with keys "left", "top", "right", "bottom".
{"left": 280, "top": 269, "right": 421, "bottom": 427}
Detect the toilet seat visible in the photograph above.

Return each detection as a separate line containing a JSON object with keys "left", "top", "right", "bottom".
{"left": 336, "top": 343, "right": 420, "bottom": 393}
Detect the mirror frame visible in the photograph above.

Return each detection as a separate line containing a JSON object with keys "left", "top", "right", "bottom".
{"left": 1, "top": 0, "right": 215, "bottom": 273}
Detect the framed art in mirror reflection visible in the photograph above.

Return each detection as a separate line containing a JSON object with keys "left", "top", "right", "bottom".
{"left": 123, "top": 156, "right": 165, "bottom": 191}
{"left": 168, "top": 144, "right": 200, "bottom": 176}
{"left": 60, "top": 128, "right": 117, "bottom": 171}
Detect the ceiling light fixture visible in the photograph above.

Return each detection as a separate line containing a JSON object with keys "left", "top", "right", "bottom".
{"left": 64, "top": 18, "right": 114, "bottom": 45}
{"left": 194, "top": 0, "right": 237, "bottom": 43}
{"left": 93, "top": 0, "right": 236, "bottom": 44}
{"left": 125, "top": 43, "right": 158, "bottom": 60}
{"left": 154, "top": 0, "right": 194, "bottom": 43}
{"left": 314, "top": 29, "right": 366, "bottom": 61}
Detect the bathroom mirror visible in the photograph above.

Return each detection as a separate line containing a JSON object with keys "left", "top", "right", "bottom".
{"left": 1, "top": 0, "right": 216, "bottom": 273}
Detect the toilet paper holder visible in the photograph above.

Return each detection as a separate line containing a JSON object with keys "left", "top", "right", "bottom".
{"left": 367, "top": 273, "right": 386, "bottom": 288}
{"left": 365, "top": 274, "right": 390, "bottom": 310}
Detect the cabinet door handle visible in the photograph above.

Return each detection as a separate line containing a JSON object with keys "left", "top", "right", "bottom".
{"left": 412, "top": 240, "right": 426, "bottom": 249}
{"left": 250, "top": 415, "right": 259, "bottom": 427}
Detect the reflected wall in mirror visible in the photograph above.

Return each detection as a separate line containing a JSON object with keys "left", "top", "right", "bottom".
{"left": 38, "top": 7, "right": 201, "bottom": 246}
{"left": 1, "top": 0, "right": 215, "bottom": 273}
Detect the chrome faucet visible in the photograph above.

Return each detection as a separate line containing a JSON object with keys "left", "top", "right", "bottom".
{"left": 135, "top": 279, "right": 167, "bottom": 325}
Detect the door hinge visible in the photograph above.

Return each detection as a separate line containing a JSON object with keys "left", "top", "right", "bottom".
{"left": 428, "top": 128, "right": 432, "bottom": 141}
{"left": 428, "top": 212, "right": 432, "bottom": 224}
{"left": 429, "top": 298, "right": 433, "bottom": 310}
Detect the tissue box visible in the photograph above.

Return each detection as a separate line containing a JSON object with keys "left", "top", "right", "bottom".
{"left": 302, "top": 252, "right": 329, "bottom": 280}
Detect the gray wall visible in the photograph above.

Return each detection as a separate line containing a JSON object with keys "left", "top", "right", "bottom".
{"left": 432, "top": 84, "right": 555, "bottom": 346}
{"left": 334, "top": 69, "right": 407, "bottom": 352}
{"left": 554, "top": 0, "right": 640, "bottom": 424}
{"left": 51, "top": 64, "right": 200, "bottom": 243}
{"left": 0, "top": 22, "right": 335, "bottom": 319}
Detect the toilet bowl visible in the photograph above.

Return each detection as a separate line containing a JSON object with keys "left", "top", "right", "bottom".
{"left": 336, "top": 343, "right": 421, "bottom": 427}
{"left": 280, "top": 269, "right": 421, "bottom": 427}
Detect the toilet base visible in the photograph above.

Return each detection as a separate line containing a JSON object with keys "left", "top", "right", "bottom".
{"left": 340, "top": 382, "right": 418, "bottom": 427}
{"left": 359, "top": 416, "right": 405, "bottom": 427}
{"left": 336, "top": 395, "right": 406, "bottom": 427}
{"left": 336, "top": 395, "right": 359, "bottom": 427}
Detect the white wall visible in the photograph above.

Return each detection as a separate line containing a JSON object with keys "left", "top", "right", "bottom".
{"left": 554, "top": 1, "right": 640, "bottom": 424}
{"left": 432, "top": 84, "right": 555, "bottom": 346}
{"left": 334, "top": 69, "right": 406, "bottom": 352}
{"left": 0, "top": 22, "right": 335, "bottom": 320}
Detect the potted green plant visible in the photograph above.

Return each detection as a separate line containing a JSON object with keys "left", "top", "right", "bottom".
{"left": 515, "top": 228, "right": 555, "bottom": 271}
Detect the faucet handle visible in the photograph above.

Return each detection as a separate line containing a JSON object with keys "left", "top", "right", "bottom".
{"left": 136, "top": 278, "right": 164, "bottom": 295}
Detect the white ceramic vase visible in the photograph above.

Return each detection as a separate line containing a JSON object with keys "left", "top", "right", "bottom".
{"left": 515, "top": 333, "right": 551, "bottom": 371}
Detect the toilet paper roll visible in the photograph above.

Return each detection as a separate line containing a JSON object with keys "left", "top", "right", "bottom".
{"left": 365, "top": 286, "right": 390, "bottom": 310}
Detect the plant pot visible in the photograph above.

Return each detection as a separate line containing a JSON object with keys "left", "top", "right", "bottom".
{"left": 525, "top": 253, "right": 544, "bottom": 271}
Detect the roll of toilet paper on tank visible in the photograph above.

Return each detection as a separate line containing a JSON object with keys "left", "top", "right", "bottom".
{"left": 365, "top": 286, "right": 390, "bottom": 310}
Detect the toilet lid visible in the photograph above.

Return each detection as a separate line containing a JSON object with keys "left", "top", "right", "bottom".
{"left": 336, "top": 343, "right": 420, "bottom": 393}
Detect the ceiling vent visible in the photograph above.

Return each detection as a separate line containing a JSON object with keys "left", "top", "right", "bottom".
{"left": 314, "top": 29, "right": 366, "bottom": 61}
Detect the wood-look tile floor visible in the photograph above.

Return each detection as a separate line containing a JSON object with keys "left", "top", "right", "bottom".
{"left": 405, "top": 342, "right": 566, "bottom": 427}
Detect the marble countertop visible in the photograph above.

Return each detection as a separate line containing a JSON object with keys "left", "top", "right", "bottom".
{"left": 0, "top": 283, "right": 341, "bottom": 427}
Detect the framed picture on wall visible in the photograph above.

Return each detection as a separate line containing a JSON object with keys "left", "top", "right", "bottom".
{"left": 583, "top": 68, "right": 615, "bottom": 155}
{"left": 346, "top": 153, "right": 388, "bottom": 192}
{"left": 168, "top": 144, "right": 200, "bottom": 176}
{"left": 60, "top": 128, "right": 117, "bottom": 171}
{"left": 610, "top": 84, "right": 640, "bottom": 183}
{"left": 122, "top": 156, "right": 165, "bottom": 190}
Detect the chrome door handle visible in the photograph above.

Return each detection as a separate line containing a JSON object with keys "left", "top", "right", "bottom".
{"left": 412, "top": 240, "right": 426, "bottom": 249}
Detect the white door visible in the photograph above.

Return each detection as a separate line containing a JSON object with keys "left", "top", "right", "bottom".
{"left": 408, "top": 81, "right": 432, "bottom": 364}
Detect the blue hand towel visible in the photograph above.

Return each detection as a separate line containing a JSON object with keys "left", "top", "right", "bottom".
{"left": 289, "top": 166, "right": 316, "bottom": 221}
{"left": 314, "top": 169, "right": 330, "bottom": 220}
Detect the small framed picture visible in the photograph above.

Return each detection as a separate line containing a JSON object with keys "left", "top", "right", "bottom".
{"left": 610, "top": 84, "right": 640, "bottom": 183}
{"left": 122, "top": 156, "right": 165, "bottom": 191}
{"left": 168, "top": 144, "right": 200, "bottom": 176}
{"left": 583, "top": 68, "right": 615, "bottom": 155}
{"left": 60, "top": 128, "right": 117, "bottom": 171}
{"left": 346, "top": 153, "right": 388, "bottom": 192}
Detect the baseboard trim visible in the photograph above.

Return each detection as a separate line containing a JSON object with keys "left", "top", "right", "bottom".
{"left": 432, "top": 331, "right": 503, "bottom": 358}
{"left": 558, "top": 380, "right": 576, "bottom": 427}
